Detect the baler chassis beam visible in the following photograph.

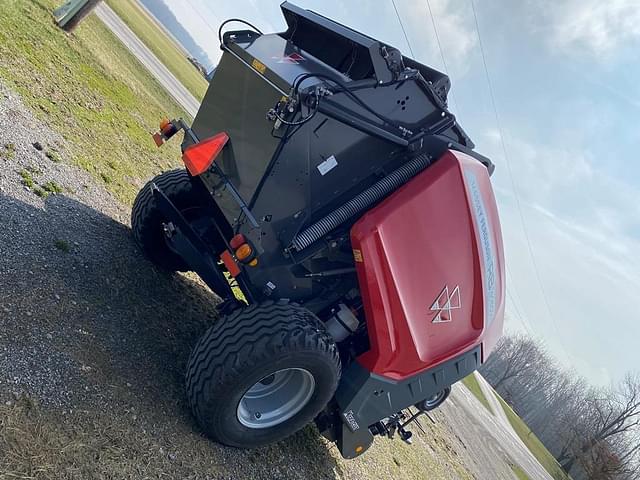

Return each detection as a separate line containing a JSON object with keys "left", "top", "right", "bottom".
{"left": 151, "top": 184, "right": 242, "bottom": 313}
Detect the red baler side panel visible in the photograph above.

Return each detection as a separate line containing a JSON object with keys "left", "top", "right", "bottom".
{"left": 351, "top": 150, "right": 505, "bottom": 380}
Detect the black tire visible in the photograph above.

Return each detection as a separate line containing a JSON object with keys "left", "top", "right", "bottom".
{"left": 186, "top": 301, "right": 341, "bottom": 448}
{"left": 415, "top": 386, "right": 451, "bottom": 411}
{"left": 131, "top": 169, "right": 203, "bottom": 271}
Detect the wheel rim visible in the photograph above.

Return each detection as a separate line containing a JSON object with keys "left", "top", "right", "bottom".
{"left": 423, "top": 389, "right": 447, "bottom": 409}
{"left": 237, "top": 368, "right": 316, "bottom": 429}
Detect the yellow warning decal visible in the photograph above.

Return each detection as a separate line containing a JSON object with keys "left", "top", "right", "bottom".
{"left": 251, "top": 58, "right": 266, "bottom": 74}
{"left": 353, "top": 249, "right": 363, "bottom": 263}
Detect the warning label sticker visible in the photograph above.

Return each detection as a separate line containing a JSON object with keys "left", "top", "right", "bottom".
{"left": 251, "top": 58, "right": 266, "bottom": 74}
{"left": 272, "top": 52, "right": 306, "bottom": 64}
{"left": 317, "top": 155, "right": 338, "bottom": 176}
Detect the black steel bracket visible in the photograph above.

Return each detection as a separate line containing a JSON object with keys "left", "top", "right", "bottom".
{"left": 151, "top": 183, "right": 240, "bottom": 307}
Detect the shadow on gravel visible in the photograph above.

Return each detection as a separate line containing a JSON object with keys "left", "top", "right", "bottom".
{"left": 0, "top": 192, "right": 344, "bottom": 479}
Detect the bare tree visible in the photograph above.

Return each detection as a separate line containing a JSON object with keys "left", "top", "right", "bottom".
{"left": 558, "top": 374, "right": 640, "bottom": 476}
{"left": 481, "top": 334, "right": 640, "bottom": 479}
{"left": 480, "top": 334, "right": 544, "bottom": 390}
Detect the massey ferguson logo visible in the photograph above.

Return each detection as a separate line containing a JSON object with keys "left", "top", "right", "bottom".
{"left": 430, "top": 285, "right": 461, "bottom": 323}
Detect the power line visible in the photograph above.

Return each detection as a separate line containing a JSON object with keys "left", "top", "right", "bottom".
{"left": 424, "top": 0, "right": 461, "bottom": 115}
{"left": 506, "top": 265, "right": 535, "bottom": 335}
{"left": 183, "top": 0, "right": 219, "bottom": 37}
{"left": 394, "top": 0, "right": 538, "bottom": 344}
{"left": 391, "top": 0, "right": 416, "bottom": 58}
{"left": 507, "top": 290, "right": 533, "bottom": 335}
{"left": 468, "top": 0, "right": 571, "bottom": 364}
{"left": 505, "top": 266, "right": 534, "bottom": 335}
{"left": 391, "top": 0, "right": 461, "bottom": 114}
{"left": 425, "top": 0, "right": 447, "bottom": 71}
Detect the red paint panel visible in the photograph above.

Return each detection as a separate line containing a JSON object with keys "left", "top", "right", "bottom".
{"left": 352, "top": 150, "right": 505, "bottom": 380}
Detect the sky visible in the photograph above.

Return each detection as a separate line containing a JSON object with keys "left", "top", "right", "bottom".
{"left": 157, "top": 0, "right": 640, "bottom": 386}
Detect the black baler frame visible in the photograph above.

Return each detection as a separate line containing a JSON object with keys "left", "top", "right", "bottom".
{"left": 151, "top": 182, "right": 255, "bottom": 310}
{"left": 152, "top": 0, "right": 496, "bottom": 309}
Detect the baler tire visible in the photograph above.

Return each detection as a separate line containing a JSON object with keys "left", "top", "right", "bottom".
{"left": 131, "top": 169, "right": 203, "bottom": 272}
{"left": 416, "top": 386, "right": 451, "bottom": 411}
{"left": 186, "top": 301, "right": 341, "bottom": 448}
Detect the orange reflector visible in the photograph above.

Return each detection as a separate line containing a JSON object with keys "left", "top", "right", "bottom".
{"left": 159, "top": 118, "right": 171, "bottom": 130}
{"left": 235, "top": 244, "right": 252, "bottom": 261}
{"left": 355, "top": 446, "right": 364, "bottom": 454}
{"left": 182, "top": 132, "right": 229, "bottom": 176}
{"left": 248, "top": 258, "right": 258, "bottom": 267}
{"left": 220, "top": 250, "right": 240, "bottom": 277}
{"left": 229, "top": 234, "right": 246, "bottom": 250}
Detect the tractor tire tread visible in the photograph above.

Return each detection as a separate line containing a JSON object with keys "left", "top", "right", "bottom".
{"left": 131, "top": 169, "right": 197, "bottom": 271}
{"left": 185, "top": 301, "right": 340, "bottom": 439}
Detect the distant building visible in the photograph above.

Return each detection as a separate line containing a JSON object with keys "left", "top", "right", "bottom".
{"left": 187, "top": 56, "right": 208, "bottom": 78}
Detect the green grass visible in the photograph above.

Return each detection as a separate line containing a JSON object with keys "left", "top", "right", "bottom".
{"left": 19, "top": 169, "right": 34, "bottom": 188}
{"left": 495, "top": 393, "right": 570, "bottom": 480}
{"left": 33, "top": 186, "right": 48, "bottom": 198}
{"left": 510, "top": 463, "right": 532, "bottom": 480}
{"left": 42, "top": 180, "right": 63, "bottom": 194}
{"left": 461, "top": 373, "right": 494, "bottom": 414}
{"left": 104, "top": 0, "right": 208, "bottom": 101}
{"left": 2, "top": 142, "right": 16, "bottom": 159}
{"left": 45, "top": 149, "right": 62, "bottom": 163}
{"left": 0, "top": 0, "right": 188, "bottom": 204}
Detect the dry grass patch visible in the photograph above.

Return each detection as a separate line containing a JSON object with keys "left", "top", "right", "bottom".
{"left": 0, "top": 397, "right": 179, "bottom": 480}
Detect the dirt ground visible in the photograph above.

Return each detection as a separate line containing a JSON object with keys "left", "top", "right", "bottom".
{"left": 0, "top": 82, "right": 536, "bottom": 480}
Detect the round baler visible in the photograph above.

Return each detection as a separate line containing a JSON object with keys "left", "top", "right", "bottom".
{"left": 131, "top": 1, "right": 505, "bottom": 458}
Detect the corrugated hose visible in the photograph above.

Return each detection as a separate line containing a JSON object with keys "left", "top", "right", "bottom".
{"left": 291, "top": 154, "right": 430, "bottom": 251}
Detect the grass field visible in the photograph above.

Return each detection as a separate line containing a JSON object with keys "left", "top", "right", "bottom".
{"left": 495, "top": 394, "right": 570, "bottom": 480}
{"left": 0, "top": 0, "right": 188, "bottom": 203}
{"left": 104, "top": 0, "right": 208, "bottom": 101}
{"left": 461, "top": 373, "right": 494, "bottom": 414}
{"left": 511, "top": 463, "right": 532, "bottom": 480}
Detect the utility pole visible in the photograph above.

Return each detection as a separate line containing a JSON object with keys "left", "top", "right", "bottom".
{"left": 53, "top": 0, "right": 101, "bottom": 32}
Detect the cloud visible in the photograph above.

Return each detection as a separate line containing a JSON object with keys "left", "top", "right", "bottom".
{"left": 398, "top": 0, "right": 477, "bottom": 74}
{"left": 483, "top": 127, "right": 595, "bottom": 201}
{"left": 486, "top": 125, "right": 640, "bottom": 259}
{"left": 538, "top": 0, "right": 640, "bottom": 58}
{"left": 498, "top": 191, "right": 640, "bottom": 385}
{"left": 483, "top": 123, "right": 640, "bottom": 384}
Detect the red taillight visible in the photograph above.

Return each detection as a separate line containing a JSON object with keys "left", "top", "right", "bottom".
{"left": 220, "top": 250, "right": 240, "bottom": 277}
{"left": 228, "top": 234, "right": 258, "bottom": 266}
{"left": 182, "top": 132, "right": 229, "bottom": 176}
{"left": 229, "top": 234, "right": 245, "bottom": 249}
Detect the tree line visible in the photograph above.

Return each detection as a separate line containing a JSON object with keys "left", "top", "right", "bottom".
{"left": 479, "top": 334, "right": 640, "bottom": 480}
